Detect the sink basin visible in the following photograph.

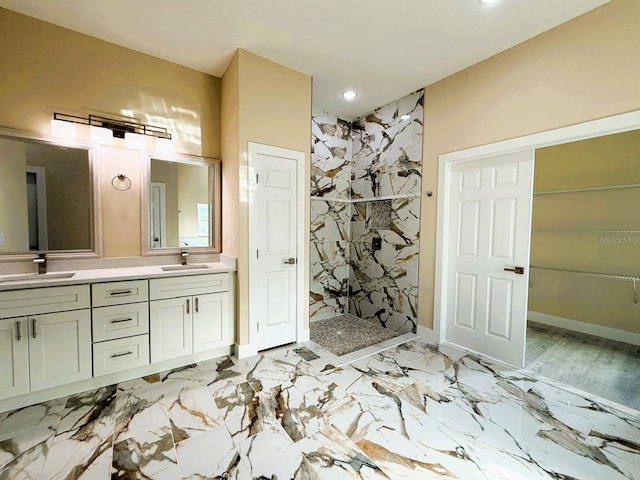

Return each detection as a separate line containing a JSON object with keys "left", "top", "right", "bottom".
{"left": 161, "top": 264, "right": 210, "bottom": 272}
{"left": 0, "top": 272, "right": 76, "bottom": 283}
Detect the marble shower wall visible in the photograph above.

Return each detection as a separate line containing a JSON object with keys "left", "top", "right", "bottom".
{"left": 351, "top": 89, "right": 424, "bottom": 200}
{"left": 310, "top": 111, "right": 353, "bottom": 321}
{"left": 311, "top": 112, "right": 352, "bottom": 200}
{"left": 310, "top": 90, "right": 424, "bottom": 333}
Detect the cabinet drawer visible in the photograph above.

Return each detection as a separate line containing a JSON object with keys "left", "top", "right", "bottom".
{"left": 150, "top": 273, "right": 229, "bottom": 300}
{"left": 92, "top": 280, "right": 148, "bottom": 307}
{"left": 93, "top": 334, "right": 150, "bottom": 377}
{"left": 92, "top": 302, "right": 149, "bottom": 342}
{"left": 0, "top": 285, "right": 90, "bottom": 319}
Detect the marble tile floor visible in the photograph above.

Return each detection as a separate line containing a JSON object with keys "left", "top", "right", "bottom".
{"left": 1, "top": 338, "right": 639, "bottom": 479}
{"left": 526, "top": 321, "right": 640, "bottom": 411}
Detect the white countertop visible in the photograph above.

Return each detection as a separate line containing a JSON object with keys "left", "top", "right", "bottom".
{"left": 0, "top": 262, "right": 235, "bottom": 291}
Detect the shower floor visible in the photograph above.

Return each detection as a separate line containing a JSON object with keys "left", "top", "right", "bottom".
{"left": 310, "top": 313, "right": 400, "bottom": 356}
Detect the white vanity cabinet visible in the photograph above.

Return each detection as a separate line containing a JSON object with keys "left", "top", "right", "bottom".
{"left": 0, "top": 267, "right": 235, "bottom": 412}
{"left": 0, "top": 285, "right": 92, "bottom": 400}
{"left": 149, "top": 274, "right": 231, "bottom": 363}
{"left": 0, "top": 318, "right": 29, "bottom": 399}
{"left": 91, "top": 280, "right": 150, "bottom": 377}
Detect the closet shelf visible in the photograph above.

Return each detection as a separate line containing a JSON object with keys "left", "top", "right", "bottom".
{"left": 534, "top": 183, "right": 640, "bottom": 195}
{"left": 530, "top": 265, "right": 640, "bottom": 283}
{"left": 532, "top": 229, "right": 640, "bottom": 235}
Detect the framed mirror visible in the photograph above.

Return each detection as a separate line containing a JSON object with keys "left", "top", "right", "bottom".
{"left": 144, "top": 152, "right": 221, "bottom": 255}
{"left": 0, "top": 129, "right": 99, "bottom": 258}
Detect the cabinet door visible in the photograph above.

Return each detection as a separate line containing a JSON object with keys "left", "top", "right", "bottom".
{"left": 150, "top": 297, "right": 193, "bottom": 362}
{"left": 193, "top": 292, "right": 230, "bottom": 353}
{"left": 29, "top": 310, "right": 92, "bottom": 392}
{"left": 0, "top": 318, "right": 30, "bottom": 400}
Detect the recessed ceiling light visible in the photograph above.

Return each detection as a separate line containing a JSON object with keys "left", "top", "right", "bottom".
{"left": 342, "top": 90, "right": 357, "bottom": 101}
{"left": 401, "top": 114, "right": 411, "bottom": 121}
{"left": 479, "top": 0, "right": 500, "bottom": 5}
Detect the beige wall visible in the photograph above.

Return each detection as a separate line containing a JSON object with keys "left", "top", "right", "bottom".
{"left": 0, "top": 8, "right": 221, "bottom": 258}
{"left": 222, "top": 50, "right": 312, "bottom": 346}
{"left": 529, "top": 130, "right": 640, "bottom": 333}
{"left": 419, "top": 0, "right": 640, "bottom": 328}
{"left": 100, "top": 146, "right": 143, "bottom": 257}
{"left": 0, "top": 139, "right": 28, "bottom": 252}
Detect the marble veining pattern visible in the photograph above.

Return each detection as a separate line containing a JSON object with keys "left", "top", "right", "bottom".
{"left": 1, "top": 339, "right": 638, "bottom": 479}
{"left": 310, "top": 90, "right": 424, "bottom": 332}
{"left": 312, "top": 112, "right": 352, "bottom": 200}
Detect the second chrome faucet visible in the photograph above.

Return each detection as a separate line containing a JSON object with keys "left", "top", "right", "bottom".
{"left": 33, "top": 253, "right": 47, "bottom": 274}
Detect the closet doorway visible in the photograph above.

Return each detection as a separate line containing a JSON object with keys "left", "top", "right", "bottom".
{"left": 525, "top": 128, "right": 640, "bottom": 411}
{"left": 435, "top": 110, "right": 640, "bottom": 411}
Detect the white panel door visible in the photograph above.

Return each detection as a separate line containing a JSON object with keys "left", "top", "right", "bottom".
{"left": 249, "top": 144, "right": 300, "bottom": 352}
{"left": 446, "top": 151, "right": 534, "bottom": 367}
{"left": 193, "top": 292, "right": 230, "bottom": 353}
{"left": 29, "top": 310, "right": 92, "bottom": 392}
{"left": 150, "top": 297, "right": 193, "bottom": 362}
{"left": 0, "top": 318, "right": 29, "bottom": 399}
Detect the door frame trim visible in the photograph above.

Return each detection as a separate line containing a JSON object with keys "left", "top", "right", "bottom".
{"left": 247, "top": 142, "right": 307, "bottom": 351}
{"left": 434, "top": 110, "right": 640, "bottom": 344}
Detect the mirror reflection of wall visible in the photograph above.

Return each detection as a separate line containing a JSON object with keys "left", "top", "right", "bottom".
{"left": 0, "top": 137, "right": 91, "bottom": 253}
{"left": 150, "top": 159, "right": 211, "bottom": 249}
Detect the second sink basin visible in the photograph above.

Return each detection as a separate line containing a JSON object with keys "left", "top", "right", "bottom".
{"left": 161, "top": 264, "right": 210, "bottom": 272}
{"left": 0, "top": 272, "right": 76, "bottom": 283}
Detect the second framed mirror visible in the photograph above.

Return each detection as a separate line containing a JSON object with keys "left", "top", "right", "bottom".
{"left": 143, "top": 152, "right": 220, "bottom": 255}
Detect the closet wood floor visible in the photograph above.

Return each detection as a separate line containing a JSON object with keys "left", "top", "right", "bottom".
{"left": 526, "top": 321, "right": 640, "bottom": 411}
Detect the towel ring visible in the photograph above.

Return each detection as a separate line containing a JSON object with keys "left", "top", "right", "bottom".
{"left": 111, "top": 173, "right": 132, "bottom": 191}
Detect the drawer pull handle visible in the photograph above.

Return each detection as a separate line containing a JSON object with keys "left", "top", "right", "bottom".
{"left": 109, "top": 289, "right": 133, "bottom": 296}
{"left": 110, "top": 318, "right": 133, "bottom": 324}
{"left": 110, "top": 351, "right": 133, "bottom": 358}
{"left": 186, "top": 298, "right": 190, "bottom": 314}
{"left": 32, "top": 318, "right": 37, "bottom": 339}
{"left": 16, "top": 320, "right": 21, "bottom": 342}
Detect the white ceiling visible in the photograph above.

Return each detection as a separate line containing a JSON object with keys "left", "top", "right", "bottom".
{"left": 0, "top": 0, "right": 610, "bottom": 119}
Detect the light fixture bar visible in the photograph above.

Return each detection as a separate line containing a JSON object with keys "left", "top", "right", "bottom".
{"left": 53, "top": 112, "right": 171, "bottom": 139}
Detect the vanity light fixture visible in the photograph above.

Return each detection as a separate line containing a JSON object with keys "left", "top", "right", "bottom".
{"left": 90, "top": 125, "right": 113, "bottom": 144}
{"left": 50, "top": 119, "right": 77, "bottom": 139}
{"left": 52, "top": 112, "right": 172, "bottom": 140}
{"left": 342, "top": 90, "right": 357, "bottom": 101}
{"left": 125, "top": 132, "right": 145, "bottom": 149}
{"left": 156, "top": 137, "right": 174, "bottom": 153}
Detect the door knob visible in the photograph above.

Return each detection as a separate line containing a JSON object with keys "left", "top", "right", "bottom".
{"left": 504, "top": 266, "right": 525, "bottom": 275}
{"left": 284, "top": 258, "right": 297, "bottom": 265}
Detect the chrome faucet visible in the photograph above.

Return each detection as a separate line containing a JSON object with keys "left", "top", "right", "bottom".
{"left": 181, "top": 249, "right": 189, "bottom": 266}
{"left": 34, "top": 253, "right": 47, "bottom": 274}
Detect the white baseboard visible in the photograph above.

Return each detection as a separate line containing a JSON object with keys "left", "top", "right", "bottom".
{"left": 297, "top": 328, "right": 310, "bottom": 343}
{"left": 234, "top": 342, "right": 259, "bottom": 359}
{"left": 416, "top": 325, "right": 439, "bottom": 344}
{"left": 528, "top": 311, "right": 640, "bottom": 346}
